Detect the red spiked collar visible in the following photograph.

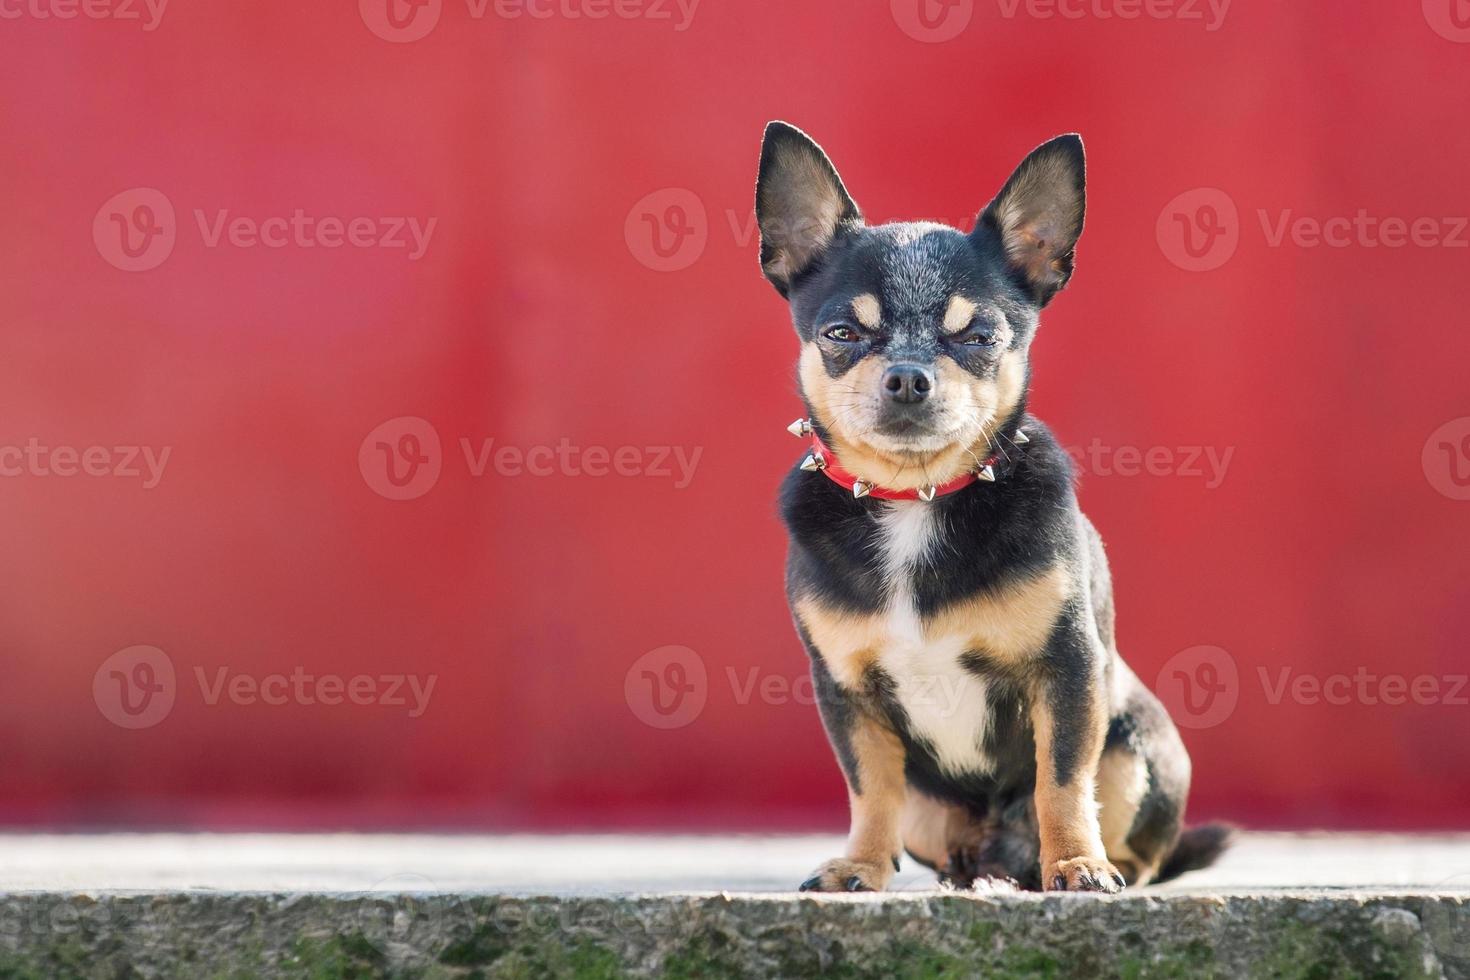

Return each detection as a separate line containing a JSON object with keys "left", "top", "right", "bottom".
{"left": 788, "top": 419, "right": 1023, "bottom": 501}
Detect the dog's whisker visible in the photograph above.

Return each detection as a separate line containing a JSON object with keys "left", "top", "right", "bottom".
{"left": 976, "top": 415, "right": 1011, "bottom": 465}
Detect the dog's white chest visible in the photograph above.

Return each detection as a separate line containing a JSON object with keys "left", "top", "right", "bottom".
{"left": 873, "top": 503, "right": 994, "bottom": 775}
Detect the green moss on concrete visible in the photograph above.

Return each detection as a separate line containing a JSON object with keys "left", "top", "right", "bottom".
{"left": 663, "top": 927, "right": 1069, "bottom": 980}
{"left": 0, "top": 961, "right": 58, "bottom": 980}
{"left": 985, "top": 945, "right": 1064, "bottom": 979}
{"left": 1116, "top": 939, "right": 1215, "bottom": 979}
{"left": 478, "top": 943, "right": 624, "bottom": 980}
{"left": 437, "top": 926, "right": 623, "bottom": 980}
{"left": 205, "top": 941, "right": 269, "bottom": 980}
{"left": 659, "top": 930, "right": 747, "bottom": 980}
{"left": 0, "top": 892, "right": 1455, "bottom": 980}
{"left": 283, "top": 933, "right": 387, "bottom": 980}
{"left": 1252, "top": 919, "right": 1434, "bottom": 980}
{"left": 967, "top": 920, "right": 999, "bottom": 946}
{"left": 438, "top": 925, "right": 513, "bottom": 968}
{"left": 0, "top": 939, "right": 99, "bottom": 980}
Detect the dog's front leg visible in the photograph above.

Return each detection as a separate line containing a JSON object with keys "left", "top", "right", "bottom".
{"left": 1030, "top": 627, "right": 1125, "bottom": 893}
{"left": 798, "top": 661, "right": 905, "bottom": 892}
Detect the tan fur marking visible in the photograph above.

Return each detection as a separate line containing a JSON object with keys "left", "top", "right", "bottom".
{"left": 799, "top": 565, "right": 1068, "bottom": 686}
{"left": 1097, "top": 746, "right": 1153, "bottom": 882}
{"left": 901, "top": 793, "right": 989, "bottom": 872}
{"left": 844, "top": 717, "right": 907, "bottom": 869}
{"left": 942, "top": 295, "right": 977, "bottom": 335}
{"left": 994, "top": 349, "right": 1026, "bottom": 415}
{"left": 1030, "top": 697, "right": 1107, "bottom": 871}
{"left": 851, "top": 294, "right": 881, "bottom": 329}
{"left": 927, "top": 564, "right": 1071, "bottom": 666}
{"left": 899, "top": 794, "right": 952, "bottom": 869}
{"left": 794, "top": 598, "right": 882, "bottom": 690}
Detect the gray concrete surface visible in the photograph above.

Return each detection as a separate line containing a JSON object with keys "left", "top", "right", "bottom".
{"left": 1, "top": 833, "right": 1469, "bottom": 977}
{"left": 4, "top": 831, "right": 1470, "bottom": 893}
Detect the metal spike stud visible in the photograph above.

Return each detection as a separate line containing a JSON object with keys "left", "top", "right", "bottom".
{"left": 917, "top": 485, "right": 938, "bottom": 502}
{"left": 976, "top": 465, "right": 997, "bottom": 483}
{"left": 1012, "top": 428, "right": 1030, "bottom": 444}
{"left": 852, "top": 480, "right": 872, "bottom": 499}
{"left": 787, "top": 418, "right": 812, "bottom": 438}
{"left": 800, "top": 451, "right": 826, "bottom": 472}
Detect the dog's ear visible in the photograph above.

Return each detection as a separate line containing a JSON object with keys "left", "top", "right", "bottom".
{"left": 975, "top": 134, "right": 1085, "bottom": 306}
{"left": 756, "top": 121, "right": 862, "bottom": 296}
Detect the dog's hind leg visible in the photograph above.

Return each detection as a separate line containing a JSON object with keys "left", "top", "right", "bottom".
{"left": 1099, "top": 668, "right": 1230, "bottom": 885}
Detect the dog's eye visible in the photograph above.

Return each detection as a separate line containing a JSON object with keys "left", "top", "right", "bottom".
{"left": 960, "top": 322, "right": 999, "bottom": 347}
{"left": 823, "top": 325, "right": 861, "bottom": 343}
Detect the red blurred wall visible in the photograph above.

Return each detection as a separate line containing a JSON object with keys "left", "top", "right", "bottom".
{"left": 2, "top": 0, "right": 1469, "bottom": 830}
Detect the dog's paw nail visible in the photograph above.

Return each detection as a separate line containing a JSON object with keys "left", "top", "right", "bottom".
{"left": 799, "top": 876, "right": 822, "bottom": 892}
{"left": 845, "top": 876, "right": 869, "bottom": 892}
{"left": 892, "top": 856, "right": 902, "bottom": 872}
{"left": 1051, "top": 874, "right": 1067, "bottom": 891}
{"left": 1111, "top": 871, "right": 1127, "bottom": 889}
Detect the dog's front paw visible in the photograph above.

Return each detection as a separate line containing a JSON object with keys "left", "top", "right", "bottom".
{"left": 1043, "top": 856, "right": 1126, "bottom": 893}
{"left": 797, "top": 857, "right": 894, "bottom": 893}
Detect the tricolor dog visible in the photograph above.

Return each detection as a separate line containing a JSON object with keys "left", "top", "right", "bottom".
{"left": 757, "top": 122, "right": 1230, "bottom": 892}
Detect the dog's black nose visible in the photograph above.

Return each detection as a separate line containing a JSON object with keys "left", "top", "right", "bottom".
{"left": 882, "top": 363, "right": 934, "bottom": 404}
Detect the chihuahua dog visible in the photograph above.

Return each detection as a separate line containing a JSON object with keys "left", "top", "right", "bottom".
{"left": 757, "top": 122, "right": 1230, "bottom": 892}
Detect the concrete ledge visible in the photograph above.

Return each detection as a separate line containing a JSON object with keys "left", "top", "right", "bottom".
{"left": 2, "top": 890, "right": 1468, "bottom": 979}
{"left": 3, "top": 834, "right": 1470, "bottom": 977}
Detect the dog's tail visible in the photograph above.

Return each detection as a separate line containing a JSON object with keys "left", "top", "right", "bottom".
{"left": 1153, "top": 823, "right": 1236, "bottom": 884}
